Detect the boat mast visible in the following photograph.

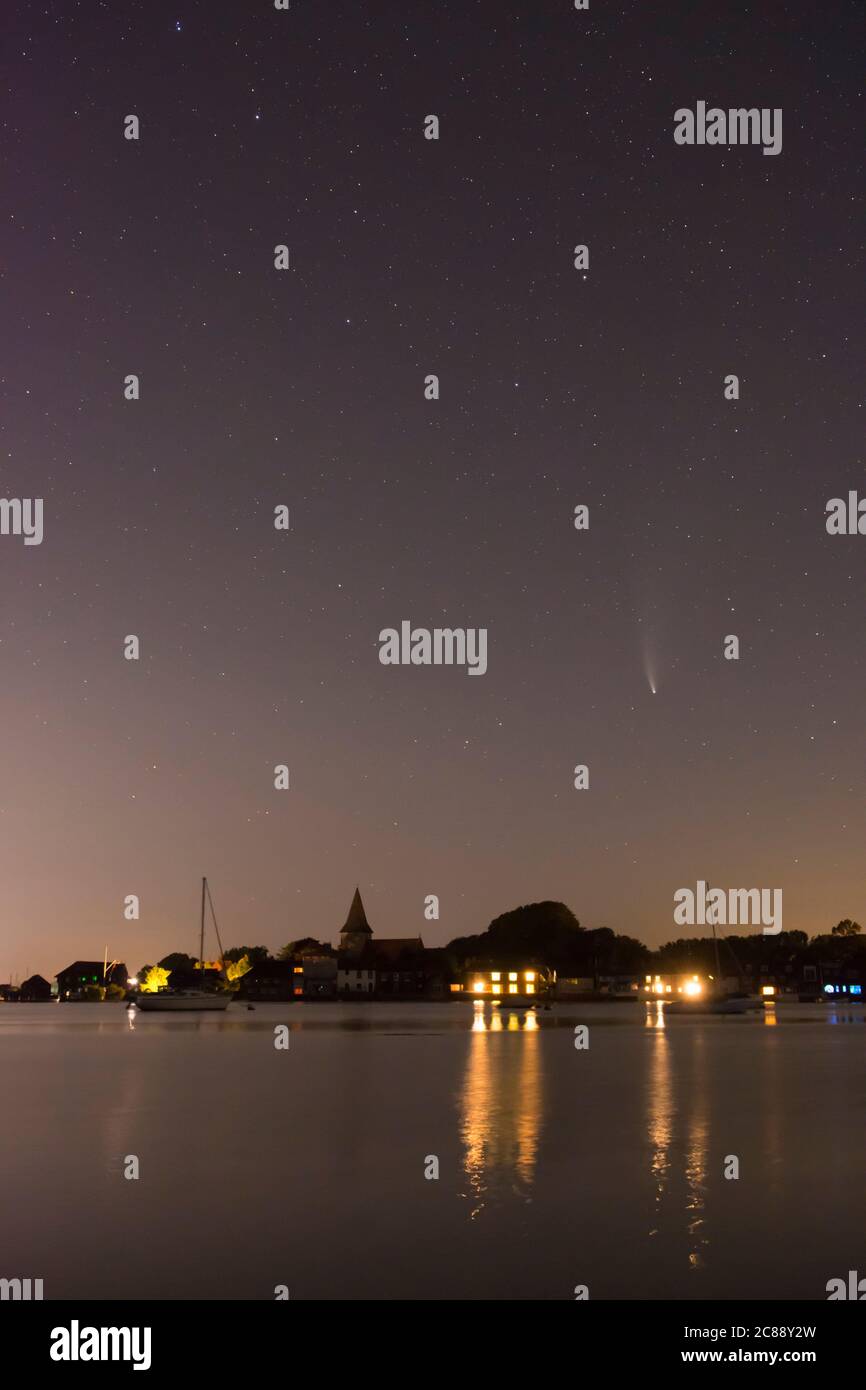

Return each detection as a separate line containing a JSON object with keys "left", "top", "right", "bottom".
{"left": 706, "top": 879, "right": 722, "bottom": 984}
{"left": 204, "top": 878, "right": 228, "bottom": 976}
{"left": 200, "top": 877, "right": 207, "bottom": 979}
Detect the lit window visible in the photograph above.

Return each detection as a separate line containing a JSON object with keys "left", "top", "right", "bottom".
{"left": 526, "top": 983, "right": 535, "bottom": 994}
{"left": 509, "top": 984, "right": 518, "bottom": 994}
{"left": 508, "top": 972, "right": 518, "bottom": 982}
{"left": 491, "top": 983, "right": 501, "bottom": 994}
{"left": 491, "top": 972, "right": 500, "bottom": 982}
{"left": 293, "top": 967, "right": 303, "bottom": 974}
{"left": 473, "top": 979, "right": 486, "bottom": 993}
{"left": 524, "top": 971, "right": 535, "bottom": 982}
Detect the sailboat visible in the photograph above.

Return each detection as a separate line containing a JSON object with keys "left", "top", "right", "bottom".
{"left": 136, "top": 878, "right": 231, "bottom": 1012}
{"left": 664, "top": 883, "right": 761, "bottom": 1015}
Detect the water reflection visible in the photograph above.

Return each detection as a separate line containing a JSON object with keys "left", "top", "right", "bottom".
{"left": 647, "top": 1019, "right": 673, "bottom": 1229}
{"left": 646, "top": 1016, "right": 709, "bottom": 1272}
{"left": 460, "top": 1004, "right": 542, "bottom": 1217}
{"left": 684, "top": 1035, "right": 709, "bottom": 1270}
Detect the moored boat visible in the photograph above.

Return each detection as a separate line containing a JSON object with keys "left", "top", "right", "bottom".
{"left": 136, "top": 988, "right": 229, "bottom": 1013}
{"left": 659, "top": 880, "right": 762, "bottom": 1015}
{"left": 663, "top": 993, "right": 758, "bottom": 1015}
{"left": 135, "top": 878, "right": 231, "bottom": 1013}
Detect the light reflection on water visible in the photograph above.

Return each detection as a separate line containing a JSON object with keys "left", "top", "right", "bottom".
{"left": 1, "top": 999, "right": 865, "bottom": 1298}
{"left": 460, "top": 1004, "right": 542, "bottom": 1218}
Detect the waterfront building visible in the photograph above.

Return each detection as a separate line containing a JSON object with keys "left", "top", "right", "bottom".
{"left": 456, "top": 965, "right": 554, "bottom": 1000}
{"left": 55, "top": 961, "right": 128, "bottom": 1001}
{"left": 19, "top": 974, "right": 51, "bottom": 1002}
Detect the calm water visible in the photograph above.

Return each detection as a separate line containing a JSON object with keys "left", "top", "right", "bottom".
{"left": 1, "top": 999, "right": 863, "bottom": 1300}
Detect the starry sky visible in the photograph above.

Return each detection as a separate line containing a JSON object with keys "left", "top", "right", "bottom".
{"left": 2, "top": 0, "right": 863, "bottom": 979}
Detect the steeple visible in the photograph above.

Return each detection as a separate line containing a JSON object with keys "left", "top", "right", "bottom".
{"left": 340, "top": 887, "right": 373, "bottom": 957}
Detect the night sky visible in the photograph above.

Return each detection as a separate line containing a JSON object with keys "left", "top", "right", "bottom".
{"left": 3, "top": 1, "right": 863, "bottom": 979}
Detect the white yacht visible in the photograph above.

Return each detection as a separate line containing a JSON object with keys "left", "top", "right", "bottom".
{"left": 135, "top": 878, "right": 231, "bottom": 1012}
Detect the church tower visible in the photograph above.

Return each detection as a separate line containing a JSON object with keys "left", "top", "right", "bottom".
{"left": 339, "top": 887, "right": 373, "bottom": 958}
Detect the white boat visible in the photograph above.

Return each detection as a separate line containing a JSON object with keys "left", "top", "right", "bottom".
{"left": 664, "top": 994, "right": 758, "bottom": 1016}
{"left": 136, "top": 988, "right": 229, "bottom": 1013}
{"left": 135, "top": 878, "right": 231, "bottom": 1013}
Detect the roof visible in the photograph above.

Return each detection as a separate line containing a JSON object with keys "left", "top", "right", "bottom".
{"left": 340, "top": 887, "right": 373, "bottom": 936}
{"left": 372, "top": 937, "right": 425, "bottom": 963}
{"left": 338, "top": 938, "right": 426, "bottom": 969}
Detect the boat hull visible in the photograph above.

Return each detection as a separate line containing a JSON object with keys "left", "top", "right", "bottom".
{"left": 135, "top": 993, "right": 230, "bottom": 1012}
{"left": 663, "top": 996, "right": 759, "bottom": 1015}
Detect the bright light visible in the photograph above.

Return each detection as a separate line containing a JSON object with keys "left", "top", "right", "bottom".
{"left": 761, "top": 985, "right": 775, "bottom": 997}
{"left": 473, "top": 980, "right": 486, "bottom": 993}
{"left": 128, "top": 977, "right": 138, "bottom": 987}
{"left": 508, "top": 972, "right": 518, "bottom": 981}
{"left": 683, "top": 979, "right": 703, "bottom": 997}
{"left": 524, "top": 971, "right": 535, "bottom": 982}
{"left": 491, "top": 972, "right": 500, "bottom": 982}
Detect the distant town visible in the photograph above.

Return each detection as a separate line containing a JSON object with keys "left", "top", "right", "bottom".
{"left": 1, "top": 890, "right": 863, "bottom": 1005}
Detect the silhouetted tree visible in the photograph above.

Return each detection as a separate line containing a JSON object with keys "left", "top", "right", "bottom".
{"left": 279, "top": 938, "right": 331, "bottom": 959}
{"left": 223, "top": 945, "right": 270, "bottom": 964}
{"left": 832, "top": 919, "right": 862, "bottom": 937}
{"left": 159, "top": 952, "right": 196, "bottom": 974}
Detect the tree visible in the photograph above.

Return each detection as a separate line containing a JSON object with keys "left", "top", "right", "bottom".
{"left": 831, "top": 919, "right": 861, "bottom": 937}
{"left": 159, "top": 952, "right": 196, "bottom": 973}
{"left": 223, "top": 946, "right": 270, "bottom": 965}
{"left": 279, "top": 938, "right": 329, "bottom": 959}
{"left": 139, "top": 965, "right": 171, "bottom": 994}
{"left": 448, "top": 901, "right": 589, "bottom": 972}
{"left": 225, "top": 954, "right": 253, "bottom": 984}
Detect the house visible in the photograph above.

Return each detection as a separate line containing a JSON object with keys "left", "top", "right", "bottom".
{"left": 55, "top": 961, "right": 128, "bottom": 1001}
{"left": 457, "top": 964, "right": 554, "bottom": 1000}
{"left": 238, "top": 959, "right": 299, "bottom": 1001}
{"left": 337, "top": 960, "right": 377, "bottom": 995}
{"left": 0, "top": 983, "right": 20, "bottom": 1003}
{"left": 370, "top": 937, "right": 427, "bottom": 997}
{"left": 300, "top": 956, "right": 337, "bottom": 998}
{"left": 19, "top": 974, "right": 51, "bottom": 1002}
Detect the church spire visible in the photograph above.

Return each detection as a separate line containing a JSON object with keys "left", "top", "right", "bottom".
{"left": 342, "top": 886, "right": 372, "bottom": 935}
{"left": 340, "top": 887, "right": 373, "bottom": 956}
